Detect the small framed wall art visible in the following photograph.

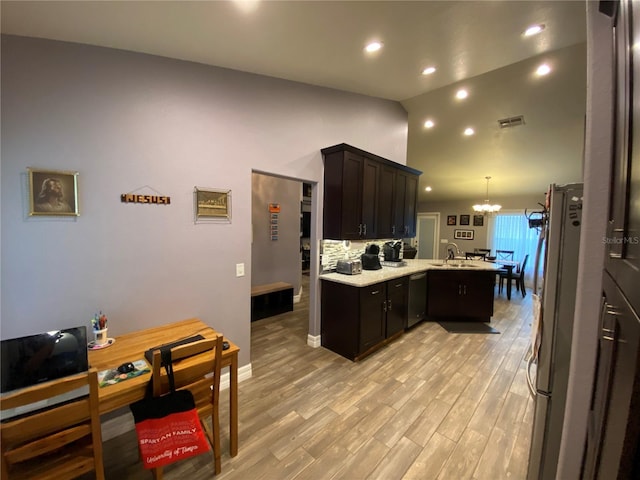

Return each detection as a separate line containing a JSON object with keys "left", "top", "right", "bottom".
{"left": 460, "top": 214, "right": 470, "bottom": 226}
{"left": 28, "top": 168, "right": 79, "bottom": 216}
{"left": 454, "top": 229, "right": 475, "bottom": 240}
{"left": 473, "top": 215, "right": 484, "bottom": 226}
{"left": 447, "top": 215, "right": 457, "bottom": 226}
{"left": 194, "top": 187, "right": 231, "bottom": 222}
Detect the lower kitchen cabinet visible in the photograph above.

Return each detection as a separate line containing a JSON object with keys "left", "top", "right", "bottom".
{"left": 427, "top": 270, "right": 495, "bottom": 321}
{"left": 321, "top": 277, "right": 409, "bottom": 361}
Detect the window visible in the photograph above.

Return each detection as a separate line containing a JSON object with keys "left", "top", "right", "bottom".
{"left": 489, "top": 212, "right": 539, "bottom": 282}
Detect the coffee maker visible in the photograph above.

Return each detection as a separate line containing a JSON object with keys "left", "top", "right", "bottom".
{"left": 383, "top": 241, "right": 402, "bottom": 262}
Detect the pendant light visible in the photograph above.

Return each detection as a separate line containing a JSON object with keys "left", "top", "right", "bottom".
{"left": 473, "top": 176, "right": 502, "bottom": 213}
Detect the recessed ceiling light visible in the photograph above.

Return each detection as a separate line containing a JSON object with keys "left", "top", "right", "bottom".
{"left": 422, "top": 66, "right": 437, "bottom": 75}
{"left": 464, "top": 127, "right": 475, "bottom": 136}
{"left": 425, "top": 186, "right": 432, "bottom": 192}
{"left": 456, "top": 89, "right": 468, "bottom": 100}
{"left": 524, "top": 24, "right": 545, "bottom": 37}
{"left": 424, "top": 119, "right": 435, "bottom": 129}
{"left": 364, "top": 41, "right": 383, "bottom": 53}
{"left": 536, "top": 63, "right": 551, "bottom": 76}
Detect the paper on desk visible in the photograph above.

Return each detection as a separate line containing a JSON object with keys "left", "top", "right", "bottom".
{"left": 98, "top": 359, "right": 150, "bottom": 388}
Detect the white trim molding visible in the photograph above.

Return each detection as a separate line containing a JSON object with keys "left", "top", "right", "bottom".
{"left": 307, "top": 334, "right": 321, "bottom": 348}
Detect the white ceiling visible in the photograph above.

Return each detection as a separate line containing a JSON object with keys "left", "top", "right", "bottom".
{"left": 0, "top": 0, "right": 588, "bottom": 203}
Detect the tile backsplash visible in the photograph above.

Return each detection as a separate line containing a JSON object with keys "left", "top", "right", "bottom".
{"left": 321, "top": 239, "right": 402, "bottom": 272}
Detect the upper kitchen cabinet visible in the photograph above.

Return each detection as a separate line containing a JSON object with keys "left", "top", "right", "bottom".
{"left": 393, "top": 170, "right": 419, "bottom": 238}
{"left": 322, "top": 143, "right": 421, "bottom": 240}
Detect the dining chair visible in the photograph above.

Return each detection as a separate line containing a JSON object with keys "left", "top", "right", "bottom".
{"left": 150, "top": 335, "right": 223, "bottom": 479}
{"left": 465, "top": 251, "right": 486, "bottom": 260}
{"left": 474, "top": 248, "right": 491, "bottom": 256}
{"left": 1, "top": 368, "right": 105, "bottom": 480}
{"left": 496, "top": 249, "right": 515, "bottom": 261}
{"left": 499, "top": 254, "right": 529, "bottom": 297}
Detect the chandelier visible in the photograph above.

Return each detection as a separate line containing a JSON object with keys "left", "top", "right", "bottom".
{"left": 473, "top": 176, "right": 502, "bottom": 213}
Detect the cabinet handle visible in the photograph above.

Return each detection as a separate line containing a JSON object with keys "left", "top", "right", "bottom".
{"left": 609, "top": 252, "right": 622, "bottom": 259}
{"left": 371, "top": 290, "right": 380, "bottom": 295}
{"left": 382, "top": 301, "right": 387, "bottom": 312}
{"left": 458, "top": 285, "right": 462, "bottom": 295}
{"left": 463, "top": 285, "right": 467, "bottom": 295}
{"left": 395, "top": 283, "right": 403, "bottom": 288}
{"left": 404, "top": 226, "right": 408, "bottom": 235}
{"left": 392, "top": 225, "right": 396, "bottom": 235}
{"left": 363, "top": 224, "right": 367, "bottom": 235}
{"left": 388, "top": 300, "right": 393, "bottom": 311}
{"left": 359, "top": 224, "right": 363, "bottom": 236}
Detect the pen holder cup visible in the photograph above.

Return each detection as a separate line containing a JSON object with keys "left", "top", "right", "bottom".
{"left": 94, "top": 328, "right": 108, "bottom": 346}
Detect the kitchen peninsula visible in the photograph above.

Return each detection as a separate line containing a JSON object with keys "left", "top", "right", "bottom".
{"left": 321, "top": 259, "right": 501, "bottom": 361}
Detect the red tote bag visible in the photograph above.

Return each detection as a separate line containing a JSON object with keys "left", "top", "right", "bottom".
{"left": 130, "top": 349, "right": 210, "bottom": 469}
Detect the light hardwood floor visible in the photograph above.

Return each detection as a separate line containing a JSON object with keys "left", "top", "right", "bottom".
{"left": 97, "top": 274, "right": 534, "bottom": 479}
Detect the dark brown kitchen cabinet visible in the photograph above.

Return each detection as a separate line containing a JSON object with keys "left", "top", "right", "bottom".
{"left": 323, "top": 149, "right": 379, "bottom": 240}
{"left": 605, "top": 0, "right": 640, "bottom": 316}
{"left": 321, "top": 277, "right": 409, "bottom": 361}
{"left": 427, "top": 270, "right": 495, "bottom": 321}
{"left": 583, "top": 272, "right": 640, "bottom": 480}
{"left": 322, "top": 144, "right": 421, "bottom": 240}
{"left": 393, "top": 170, "right": 419, "bottom": 238}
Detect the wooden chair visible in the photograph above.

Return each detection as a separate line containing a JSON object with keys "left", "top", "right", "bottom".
{"left": 499, "top": 254, "right": 529, "bottom": 297}
{"left": 1, "top": 368, "right": 104, "bottom": 480}
{"left": 465, "top": 251, "right": 486, "bottom": 260}
{"left": 150, "top": 335, "right": 223, "bottom": 479}
{"left": 496, "top": 249, "right": 515, "bottom": 261}
{"left": 474, "top": 248, "right": 491, "bottom": 256}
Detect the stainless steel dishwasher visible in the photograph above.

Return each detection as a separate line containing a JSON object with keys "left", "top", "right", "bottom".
{"left": 408, "top": 272, "right": 427, "bottom": 328}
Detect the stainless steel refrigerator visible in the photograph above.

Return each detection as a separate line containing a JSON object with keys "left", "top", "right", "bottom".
{"left": 526, "top": 182, "right": 583, "bottom": 480}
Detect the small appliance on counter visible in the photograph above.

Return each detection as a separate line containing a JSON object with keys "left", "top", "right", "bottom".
{"left": 361, "top": 244, "right": 382, "bottom": 270}
{"left": 336, "top": 259, "right": 362, "bottom": 275}
{"left": 383, "top": 241, "right": 402, "bottom": 262}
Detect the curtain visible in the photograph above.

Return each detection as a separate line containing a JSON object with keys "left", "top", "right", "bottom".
{"left": 489, "top": 211, "right": 538, "bottom": 285}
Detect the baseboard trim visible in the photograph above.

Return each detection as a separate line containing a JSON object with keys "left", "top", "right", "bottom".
{"left": 293, "top": 285, "right": 302, "bottom": 304}
{"left": 101, "top": 362, "right": 253, "bottom": 441}
{"left": 307, "top": 334, "right": 321, "bottom": 348}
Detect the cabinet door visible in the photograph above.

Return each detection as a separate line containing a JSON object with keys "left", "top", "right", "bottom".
{"left": 361, "top": 158, "right": 380, "bottom": 239}
{"left": 340, "top": 151, "right": 365, "bottom": 239}
{"left": 392, "top": 171, "right": 407, "bottom": 237}
{"left": 386, "top": 277, "right": 409, "bottom": 337}
{"left": 585, "top": 271, "right": 640, "bottom": 479}
{"left": 377, "top": 165, "right": 396, "bottom": 238}
{"left": 461, "top": 271, "right": 495, "bottom": 317}
{"left": 427, "top": 271, "right": 462, "bottom": 317}
{"left": 359, "top": 283, "right": 386, "bottom": 353}
{"left": 403, "top": 173, "right": 418, "bottom": 237}
{"left": 606, "top": 0, "right": 640, "bottom": 314}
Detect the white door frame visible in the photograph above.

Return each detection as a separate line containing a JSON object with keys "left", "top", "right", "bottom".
{"left": 415, "top": 212, "right": 440, "bottom": 259}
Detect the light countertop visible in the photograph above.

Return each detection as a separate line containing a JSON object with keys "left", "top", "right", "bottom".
{"left": 320, "top": 259, "right": 502, "bottom": 287}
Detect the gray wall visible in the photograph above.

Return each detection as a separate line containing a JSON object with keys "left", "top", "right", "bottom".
{"left": 419, "top": 193, "right": 545, "bottom": 258}
{"left": 0, "top": 35, "right": 409, "bottom": 367}
{"left": 251, "top": 173, "right": 301, "bottom": 293}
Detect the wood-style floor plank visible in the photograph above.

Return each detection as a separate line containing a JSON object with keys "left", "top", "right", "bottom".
{"left": 93, "top": 275, "right": 535, "bottom": 479}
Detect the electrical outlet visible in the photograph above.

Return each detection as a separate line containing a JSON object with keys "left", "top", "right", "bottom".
{"left": 236, "top": 263, "right": 245, "bottom": 277}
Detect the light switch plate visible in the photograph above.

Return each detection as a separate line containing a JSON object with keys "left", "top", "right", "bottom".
{"left": 236, "top": 263, "right": 245, "bottom": 277}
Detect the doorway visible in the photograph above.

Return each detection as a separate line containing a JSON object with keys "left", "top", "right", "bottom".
{"left": 416, "top": 213, "right": 440, "bottom": 259}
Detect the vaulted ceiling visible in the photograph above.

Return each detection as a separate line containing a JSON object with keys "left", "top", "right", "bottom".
{"left": 1, "top": 0, "right": 587, "bottom": 203}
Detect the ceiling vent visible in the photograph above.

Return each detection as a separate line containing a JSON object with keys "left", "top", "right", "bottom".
{"left": 498, "top": 115, "right": 525, "bottom": 128}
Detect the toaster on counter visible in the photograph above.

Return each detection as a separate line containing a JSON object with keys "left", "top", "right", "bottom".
{"left": 336, "top": 259, "right": 362, "bottom": 275}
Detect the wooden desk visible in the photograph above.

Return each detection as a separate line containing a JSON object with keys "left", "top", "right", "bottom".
{"left": 88, "top": 318, "right": 239, "bottom": 457}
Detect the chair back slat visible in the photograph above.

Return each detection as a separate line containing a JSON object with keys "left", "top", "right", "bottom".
{"left": 148, "top": 334, "right": 224, "bottom": 477}
{"left": 496, "top": 249, "right": 515, "bottom": 261}
{"left": 1, "top": 369, "right": 104, "bottom": 480}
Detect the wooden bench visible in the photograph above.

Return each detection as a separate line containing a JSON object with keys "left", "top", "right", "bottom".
{"left": 251, "top": 282, "right": 294, "bottom": 321}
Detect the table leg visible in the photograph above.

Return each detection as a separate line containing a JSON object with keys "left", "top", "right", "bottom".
{"left": 507, "top": 267, "right": 513, "bottom": 300}
{"left": 230, "top": 354, "right": 238, "bottom": 457}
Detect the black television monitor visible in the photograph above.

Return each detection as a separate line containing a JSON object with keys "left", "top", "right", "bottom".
{"left": 0, "top": 326, "right": 89, "bottom": 393}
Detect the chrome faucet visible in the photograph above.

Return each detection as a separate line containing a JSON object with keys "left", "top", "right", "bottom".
{"left": 446, "top": 242, "right": 461, "bottom": 261}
